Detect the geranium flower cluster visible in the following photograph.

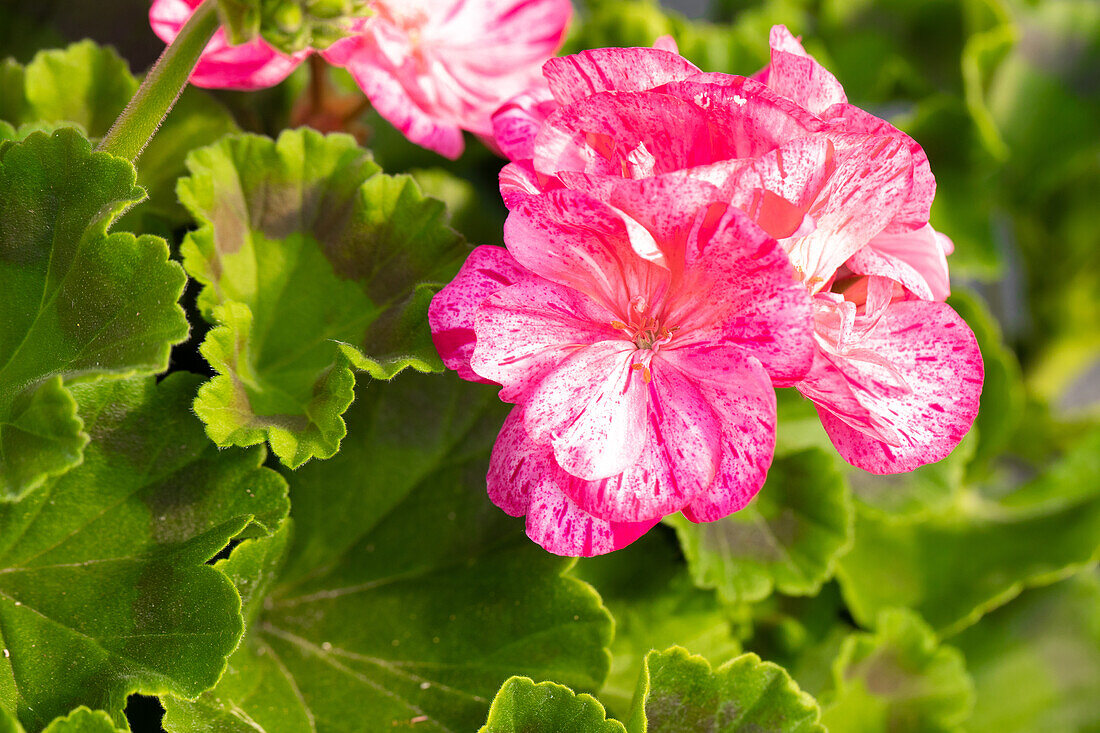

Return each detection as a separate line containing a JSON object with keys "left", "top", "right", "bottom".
{"left": 150, "top": 0, "right": 572, "bottom": 158}
{"left": 431, "top": 29, "right": 984, "bottom": 556}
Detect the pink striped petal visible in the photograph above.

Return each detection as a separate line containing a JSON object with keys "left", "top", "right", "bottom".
{"left": 324, "top": 0, "right": 570, "bottom": 156}
{"left": 552, "top": 354, "right": 724, "bottom": 521}
{"left": 150, "top": 0, "right": 307, "bottom": 90}
{"left": 533, "top": 91, "right": 737, "bottom": 180}
{"left": 783, "top": 134, "right": 914, "bottom": 289}
{"left": 663, "top": 346, "right": 777, "bottom": 522}
{"left": 798, "top": 299, "right": 984, "bottom": 473}
{"left": 521, "top": 341, "right": 651, "bottom": 481}
{"left": 503, "top": 190, "right": 669, "bottom": 310}
{"left": 847, "top": 224, "right": 951, "bottom": 301}
{"left": 328, "top": 42, "right": 466, "bottom": 159}
{"left": 822, "top": 102, "right": 936, "bottom": 232}
{"left": 657, "top": 75, "right": 824, "bottom": 158}
{"left": 725, "top": 134, "right": 834, "bottom": 238}
{"left": 759, "top": 25, "right": 847, "bottom": 116}
{"left": 488, "top": 409, "right": 657, "bottom": 556}
{"left": 472, "top": 278, "right": 620, "bottom": 402}
{"left": 543, "top": 47, "right": 701, "bottom": 105}
{"left": 670, "top": 207, "right": 815, "bottom": 386}
{"left": 428, "top": 245, "right": 534, "bottom": 382}
{"left": 492, "top": 85, "right": 558, "bottom": 161}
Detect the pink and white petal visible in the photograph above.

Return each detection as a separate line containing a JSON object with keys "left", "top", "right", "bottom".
{"left": 822, "top": 102, "right": 936, "bottom": 231}
{"left": 543, "top": 47, "right": 701, "bottom": 105}
{"left": 487, "top": 407, "right": 657, "bottom": 556}
{"left": 652, "top": 35, "right": 679, "bottom": 54}
{"left": 725, "top": 134, "right": 835, "bottom": 238}
{"left": 662, "top": 347, "right": 777, "bottom": 522}
{"left": 487, "top": 406, "right": 540, "bottom": 516}
{"left": 150, "top": 0, "right": 306, "bottom": 90}
{"left": 499, "top": 161, "right": 556, "bottom": 209}
{"left": 492, "top": 85, "right": 559, "bottom": 162}
{"left": 522, "top": 342, "right": 650, "bottom": 480}
{"left": 472, "top": 278, "right": 620, "bottom": 402}
{"left": 333, "top": 47, "right": 466, "bottom": 158}
{"left": 798, "top": 300, "right": 984, "bottom": 474}
{"left": 533, "top": 90, "right": 739, "bottom": 179}
{"left": 527, "top": 481, "right": 658, "bottom": 557}
{"left": 784, "top": 134, "right": 914, "bottom": 289}
{"left": 762, "top": 25, "right": 847, "bottom": 116}
{"left": 847, "top": 224, "right": 951, "bottom": 301}
{"left": 504, "top": 189, "right": 668, "bottom": 309}
{"left": 429, "top": 245, "right": 534, "bottom": 382}
{"left": 555, "top": 355, "right": 724, "bottom": 522}
{"left": 670, "top": 208, "right": 815, "bottom": 385}
{"left": 657, "top": 75, "right": 824, "bottom": 158}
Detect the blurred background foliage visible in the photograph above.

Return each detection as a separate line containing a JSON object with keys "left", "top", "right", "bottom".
{"left": 1, "top": 0, "right": 1098, "bottom": 731}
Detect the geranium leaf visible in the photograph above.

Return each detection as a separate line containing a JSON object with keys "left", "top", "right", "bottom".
{"left": 2, "top": 707, "right": 123, "bottom": 733}
{"left": 16, "top": 41, "right": 135, "bottom": 138}
{"left": 836, "top": 427, "right": 1100, "bottom": 634}
{"left": 162, "top": 371, "right": 613, "bottom": 732}
{"left": 573, "top": 531, "right": 743, "bottom": 719}
{"left": 479, "top": 678, "right": 626, "bottom": 733}
{"left": 477, "top": 647, "right": 823, "bottom": 733}
{"left": 667, "top": 448, "right": 852, "bottom": 604}
{"left": 953, "top": 571, "right": 1100, "bottom": 732}
{"left": 821, "top": 609, "right": 974, "bottom": 732}
{"left": 0, "top": 129, "right": 188, "bottom": 498}
{"left": 627, "top": 648, "right": 824, "bottom": 733}
{"left": 0, "top": 373, "right": 288, "bottom": 732}
{"left": 0, "top": 41, "right": 239, "bottom": 233}
{"left": 178, "top": 129, "right": 468, "bottom": 467}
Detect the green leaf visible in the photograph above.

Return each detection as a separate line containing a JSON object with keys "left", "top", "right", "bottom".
{"left": 14, "top": 41, "right": 136, "bottom": 138}
{"left": 0, "top": 41, "right": 239, "bottom": 233}
{"left": 0, "top": 128, "right": 188, "bottom": 498}
{"left": 120, "top": 86, "right": 239, "bottom": 233}
{"left": 480, "top": 677, "right": 626, "bottom": 733}
{"left": 574, "top": 531, "right": 743, "bottom": 718}
{"left": 627, "top": 648, "right": 824, "bottom": 733}
{"left": 40, "top": 709, "right": 122, "bottom": 733}
{"left": 0, "top": 707, "right": 123, "bottom": 733}
{"left": 953, "top": 571, "right": 1100, "bottom": 732}
{"left": 821, "top": 609, "right": 974, "bottom": 733}
{"left": 0, "top": 373, "right": 288, "bottom": 732}
{"left": 667, "top": 448, "right": 852, "bottom": 604}
{"left": 162, "top": 371, "right": 613, "bottom": 732}
{"left": 178, "top": 129, "right": 468, "bottom": 467}
{"left": 836, "top": 427, "right": 1100, "bottom": 634}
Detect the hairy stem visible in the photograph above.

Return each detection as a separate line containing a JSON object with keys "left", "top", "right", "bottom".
{"left": 97, "top": 0, "right": 220, "bottom": 161}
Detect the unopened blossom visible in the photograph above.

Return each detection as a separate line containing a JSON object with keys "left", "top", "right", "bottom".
{"left": 429, "top": 191, "right": 813, "bottom": 555}
{"left": 490, "top": 28, "right": 982, "bottom": 474}
{"left": 150, "top": 0, "right": 572, "bottom": 157}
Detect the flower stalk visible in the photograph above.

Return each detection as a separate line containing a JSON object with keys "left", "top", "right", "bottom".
{"left": 97, "top": 0, "right": 220, "bottom": 161}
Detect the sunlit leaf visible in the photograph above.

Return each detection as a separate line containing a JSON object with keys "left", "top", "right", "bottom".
{"left": 0, "top": 129, "right": 188, "bottom": 497}
{"left": 179, "top": 128, "right": 468, "bottom": 467}
{"left": 821, "top": 609, "right": 974, "bottom": 732}
{"left": 668, "top": 449, "right": 852, "bottom": 604}
{"left": 0, "top": 374, "right": 287, "bottom": 731}
{"left": 162, "top": 372, "right": 613, "bottom": 732}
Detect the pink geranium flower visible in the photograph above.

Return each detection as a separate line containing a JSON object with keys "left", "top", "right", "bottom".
{"left": 150, "top": 0, "right": 572, "bottom": 157}
{"left": 429, "top": 192, "right": 814, "bottom": 555}
{"left": 490, "top": 29, "right": 983, "bottom": 474}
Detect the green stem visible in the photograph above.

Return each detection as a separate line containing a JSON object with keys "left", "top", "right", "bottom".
{"left": 97, "top": 0, "right": 220, "bottom": 161}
